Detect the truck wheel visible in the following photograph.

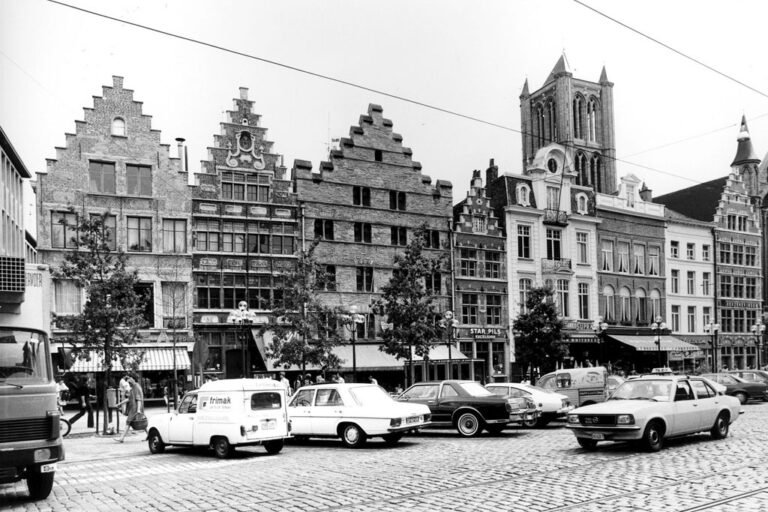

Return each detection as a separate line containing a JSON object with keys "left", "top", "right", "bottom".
{"left": 148, "top": 430, "right": 166, "bottom": 454}
{"left": 27, "top": 470, "right": 55, "bottom": 500}
{"left": 264, "top": 439, "right": 284, "bottom": 455}
{"left": 212, "top": 437, "right": 232, "bottom": 459}
{"left": 340, "top": 424, "right": 367, "bottom": 448}
{"left": 456, "top": 412, "right": 481, "bottom": 437}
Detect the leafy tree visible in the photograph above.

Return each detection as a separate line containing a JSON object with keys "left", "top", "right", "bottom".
{"left": 266, "top": 241, "right": 344, "bottom": 375}
{"left": 373, "top": 224, "right": 448, "bottom": 385}
{"left": 513, "top": 285, "right": 568, "bottom": 382}
{"left": 54, "top": 210, "right": 147, "bottom": 434}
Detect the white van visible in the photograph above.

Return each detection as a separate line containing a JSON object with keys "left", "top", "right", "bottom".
{"left": 536, "top": 367, "right": 609, "bottom": 407}
{"left": 146, "top": 378, "right": 290, "bottom": 458}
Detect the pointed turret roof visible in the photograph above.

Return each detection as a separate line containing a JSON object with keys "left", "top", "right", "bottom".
{"left": 520, "top": 78, "right": 529, "bottom": 98}
{"left": 546, "top": 54, "right": 571, "bottom": 83}
{"left": 599, "top": 66, "right": 609, "bottom": 83}
{"left": 731, "top": 115, "right": 760, "bottom": 166}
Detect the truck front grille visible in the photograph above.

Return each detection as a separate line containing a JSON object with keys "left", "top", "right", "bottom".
{"left": 0, "top": 417, "right": 53, "bottom": 443}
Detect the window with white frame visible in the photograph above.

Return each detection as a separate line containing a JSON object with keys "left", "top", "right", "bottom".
{"left": 517, "top": 225, "right": 531, "bottom": 259}
{"left": 670, "top": 241, "right": 679, "bottom": 258}
{"left": 603, "top": 285, "right": 615, "bottom": 322}
{"left": 703, "top": 306, "right": 711, "bottom": 327}
{"left": 648, "top": 246, "right": 660, "bottom": 275}
{"left": 516, "top": 184, "right": 530, "bottom": 206}
{"left": 578, "top": 283, "right": 589, "bottom": 320}
{"left": 460, "top": 248, "right": 477, "bottom": 277}
{"left": 576, "top": 193, "right": 588, "bottom": 214}
{"left": 162, "top": 282, "right": 187, "bottom": 329}
{"left": 617, "top": 242, "right": 629, "bottom": 273}
{"left": 650, "top": 289, "right": 661, "bottom": 319}
{"left": 702, "top": 272, "right": 711, "bottom": 295}
{"left": 686, "top": 243, "right": 695, "bottom": 260}
{"left": 687, "top": 271, "right": 695, "bottom": 294}
{"left": 687, "top": 306, "right": 696, "bottom": 333}
{"left": 519, "top": 278, "right": 532, "bottom": 313}
{"left": 461, "top": 293, "right": 478, "bottom": 324}
{"left": 633, "top": 245, "right": 645, "bottom": 274}
{"left": 556, "top": 280, "right": 569, "bottom": 317}
{"left": 127, "top": 216, "right": 152, "bottom": 252}
{"left": 626, "top": 184, "right": 635, "bottom": 207}
{"left": 546, "top": 186, "right": 560, "bottom": 210}
{"left": 672, "top": 305, "right": 680, "bottom": 331}
{"left": 671, "top": 269, "right": 679, "bottom": 293}
{"left": 546, "top": 229, "right": 561, "bottom": 260}
{"left": 619, "top": 287, "right": 631, "bottom": 323}
{"left": 577, "top": 232, "right": 589, "bottom": 264}
{"left": 601, "top": 240, "right": 613, "bottom": 271}
{"left": 54, "top": 280, "right": 82, "bottom": 315}
{"left": 702, "top": 244, "right": 711, "bottom": 261}
{"left": 111, "top": 117, "right": 126, "bottom": 136}
{"left": 635, "top": 289, "right": 647, "bottom": 324}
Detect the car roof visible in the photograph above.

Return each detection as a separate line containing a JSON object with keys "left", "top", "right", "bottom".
{"left": 409, "top": 380, "right": 476, "bottom": 385}
{"left": 296, "top": 383, "right": 378, "bottom": 389}
{"left": 199, "top": 378, "right": 284, "bottom": 392}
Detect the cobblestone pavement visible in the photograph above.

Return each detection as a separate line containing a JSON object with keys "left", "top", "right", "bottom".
{"left": 3, "top": 402, "right": 768, "bottom": 511}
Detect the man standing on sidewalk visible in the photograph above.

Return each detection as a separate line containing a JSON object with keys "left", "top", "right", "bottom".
{"left": 68, "top": 375, "right": 94, "bottom": 428}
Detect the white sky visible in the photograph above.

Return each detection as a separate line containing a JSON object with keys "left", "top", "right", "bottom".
{"left": 4, "top": 0, "right": 768, "bottom": 236}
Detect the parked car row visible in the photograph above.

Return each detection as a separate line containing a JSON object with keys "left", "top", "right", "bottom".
{"left": 144, "top": 371, "right": 750, "bottom": 458}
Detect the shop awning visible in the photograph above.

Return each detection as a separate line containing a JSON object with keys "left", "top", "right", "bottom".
{"left": 608, "top": 335, "right": 699, "bottom": 352}
{"left": 66, "top": 347, "right": 191, "bottom": 373}
{"left": 333, "top": 344, "right": 405, "bottom": 371}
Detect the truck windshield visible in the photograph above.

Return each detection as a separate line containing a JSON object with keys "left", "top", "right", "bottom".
{"left": 0, "top": 329, "right": 51, "bottom": 384}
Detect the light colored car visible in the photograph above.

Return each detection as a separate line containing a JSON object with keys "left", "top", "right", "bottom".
{"left": 566, "top": 375, "right": 742, "bottom": 452}
{"left": 486, "top": 383, "right": 571, "bottom": 427}
{"left": 288, "top": 383, "right": 430, "bottom": 448}
{"left": 146, "top": 379, "right": 291, "bottom": 458}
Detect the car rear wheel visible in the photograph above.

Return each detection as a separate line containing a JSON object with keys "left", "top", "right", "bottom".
{"left": 642, "top": 421, "right": 664, "bottom": 452}
{"left": 264, "top": 439, "right": 284, "bottom": 454}
{"left": 147, "top": 429, "right": 166, "bottom": 454}
{"left": 710, "top": 412, "right": 730, "bottom": 440}
{"left": 735, "top": 392, "right": 748, "bottom": 405}
{"left": 456, "top": 412, "right": 482, "bottom": 437}
{"left": 577, "top": 437, "right": 598, "bottom": 450}
{"left": 212, "top": 437, "right": 232, "bottom": 459}
{"left": 341, "top": 424, "right": 367, "bottom": 448}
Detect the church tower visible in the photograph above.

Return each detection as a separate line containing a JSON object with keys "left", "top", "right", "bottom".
{"left": 731, "top": 114, "right": 761, "bottom": 196}
{"left": 520, "top": 55, "right": 617, "bottom": 194}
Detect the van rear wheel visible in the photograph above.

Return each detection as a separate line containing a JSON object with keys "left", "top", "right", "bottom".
{"left": 212, "top": 437, "right": 232, "bottom": 459}
{"left": 264, "top": 439, "right": 284, "bottom": 454}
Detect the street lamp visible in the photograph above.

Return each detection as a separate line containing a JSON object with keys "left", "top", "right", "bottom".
{"left": 227, "top": 300, "right": 258, "bottom": 378}
{"left": 650, "top": 316, "right": 667, "bottom": 368}
{"left": 592, "top": 316, "right": 609, "bottom": 365}
{"left": 704, "top": 321, "right": 720, "bottom": 372}
{"left": 343, "top": 306, "right": 365, "bottom": 383}
{"left": 441, "top": 311, "right": 460, "bottom": 378}
{"left": 750, "top": 321, "right": 765, "bottom": 369}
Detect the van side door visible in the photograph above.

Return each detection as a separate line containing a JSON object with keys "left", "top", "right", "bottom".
{"left": 169, "top": 392, "right": 197, "bottom": 444}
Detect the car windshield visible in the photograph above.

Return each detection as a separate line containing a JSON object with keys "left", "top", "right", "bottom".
{"left": 458, "top": 381, "right": 494, "bottom": 397}
{"left": 349, "top": 385, "right": 394, "bottom": 406}
{"left": 610, "top": 379, "right": 673, "bottom": 402}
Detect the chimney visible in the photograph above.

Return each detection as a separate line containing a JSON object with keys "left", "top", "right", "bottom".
{"left": 486, "top": 158, "right": 499, "bottom": 184}
{"left": 176, "top": 137, "right": 186, "bottom": 172}
{"left": 239, "top": 87, "right": 249, "bottom": 100}
{"left": 639, "top": 182, "right": 652, "bottom": 202}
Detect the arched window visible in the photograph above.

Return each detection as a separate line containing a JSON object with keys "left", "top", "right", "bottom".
{"left": 547, "top": 101, "right": 557, "bottom": 142}
{"left": 575, "top": 152, "right": 588, "bottom": 185}
{"left": 575, "top": 193, "right": 588, "bottom": 214}
{"left": 516, "top": 184, "right": 530, "bottom": 206}
{"left": 572, "top": 96, "right": 582, "bottom": 139}
{"left": 587, "top": 98, "right": 598, "bottom": 142}
{"left": 635, "top": 288, "right": 647, "bottom": 324}
{"left": 602, "top": 285, "right": 615, "bottom": 322}
{"left": 619, "top": 287, "right": 632, "bottom": 323}
{"left": 536, "top": 103, "right": 545, "bottom": 148}
{"left": 650, "top": 289, "right": 662, "bottom": 319}
{"left": 111, "top": 117, "right": 126, "bottom": 136}
{"left": 590, "top": 155, "right": 602, "bottom": 191}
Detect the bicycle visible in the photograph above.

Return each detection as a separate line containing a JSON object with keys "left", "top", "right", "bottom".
{"left": 58, "top": 401, "right": 71, "bottom": 437}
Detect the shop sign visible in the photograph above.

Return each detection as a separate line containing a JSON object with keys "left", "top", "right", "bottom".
{"left": 469, "top": 327, "right": 503, "bottom": 339}
{"left": 719, "top": 300, "right": 760, "bottom": 309}
{"left": 225, "top": 204, "right": 243, "bottom": 215}
{"left": 226, "top": 259, "right": 243, "bottom": 268}
{"left": 200, "top": 258, "right": 218, "bottom": 266}
{"left": 250, "top": 259, "right": 269, "bottom": 269}
{"left": 199, "top": 203, "right": 217, "bottom": 213}
{"left": 250, "top": 206, "right": 268, "bottom": 216}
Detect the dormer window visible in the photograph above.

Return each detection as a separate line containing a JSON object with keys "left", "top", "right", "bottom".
{"left": 576, "top": 193, "right": 589, "bottom": 214}
{"left": 111, "top": 117, "right": 126, "bottom": 136}
{"left": 516, "top": 184, "right": 530, "bottom": 206}
{"left": 626, "top": 184, "right": 635, "bottom": 207}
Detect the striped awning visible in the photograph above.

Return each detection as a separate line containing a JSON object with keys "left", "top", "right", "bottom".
{"left": 67, "top": 347, "right": 191, "bottom": 372}
{"left": 608, "top": 335, "right": 699, "bottom": 352}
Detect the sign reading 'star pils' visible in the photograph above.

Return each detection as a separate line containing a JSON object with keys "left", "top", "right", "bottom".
{"left": 202, "top": 395, "right": 232, "bottom": 410}
{"left": 469, "top": 327, "right": 503, "bottom": 339}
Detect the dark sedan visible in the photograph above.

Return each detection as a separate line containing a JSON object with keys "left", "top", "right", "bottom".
{"left": 702, "top": 373, "right": 768, "bottom": 404}
{"left": 727, "top": 370, "right": 768, "bottom": 385}
{"left": 397, "top": 380, "right": 527, "bottom": 437}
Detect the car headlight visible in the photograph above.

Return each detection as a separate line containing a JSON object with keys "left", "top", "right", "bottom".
{"left": 617, "top": 414, "right": 634, "bottom": 425}
{"left": 568, "top": 414, "right": 579, "bottom": 424}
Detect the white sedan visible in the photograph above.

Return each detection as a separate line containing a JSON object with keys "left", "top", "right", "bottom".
{"left": 288, "top": 383, "right": 431, "bottom": 448}
{"left": 486, "top": 382, "right": 572, "bottom": 427}
{"left": 566, "top": 375, "right": 742, "bottom": 451}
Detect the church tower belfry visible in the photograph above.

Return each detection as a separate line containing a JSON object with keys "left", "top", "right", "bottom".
{"left": 520, "top": 55, "right": 617, "bottom": 194}
{"left": 731, "top": 114, "right": 761, "bottom": 196}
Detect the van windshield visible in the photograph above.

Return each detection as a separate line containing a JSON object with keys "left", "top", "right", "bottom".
{"left": 0, "top": 329, "right": 51, "bottom": 385}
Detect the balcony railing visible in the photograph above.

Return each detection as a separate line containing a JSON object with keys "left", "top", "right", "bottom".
{"left": 542, "top": 258, "right": 572, "bottom": 273}
{"left": 543, "top": 209, "right": 568, "bottom": 226}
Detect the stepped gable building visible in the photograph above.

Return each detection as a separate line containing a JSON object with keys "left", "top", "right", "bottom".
{"left": 37, "top": 76, "right": 194, "bottom": 393}
{"left": 192, "top": 87, "right": 298, "bottom": 380}
{"left": 486, "top": 142, "right": 601, "bottom": 377}
{"left": 662, "top": 208, "right": 715, "bottom": 372}
{"left": 656, "top": 119, "right": 764, "bottom": 371}
{"left": 293, "top": 104, "right": 453, "bottom": 388}
{"left": 520, "top": 55, "right": 617, "bottom": 194}
{"left": 595, "top": 175, "right": 698, "bottom": 373}
{"left": 451, "top": 165, "right": 510, "bottom": 382}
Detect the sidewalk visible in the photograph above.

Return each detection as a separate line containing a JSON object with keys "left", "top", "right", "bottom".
{"left": 63, "top": 405, "right": 171, "bottom": 438}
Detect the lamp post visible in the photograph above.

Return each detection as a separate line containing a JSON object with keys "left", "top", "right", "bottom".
{"left": 343, "top": 306, "right": 365, "bottom": 383}
{"left": 227, "top": 300, "right": 258, "bottom": 378}
{"left": 592, "top": 316, "right": 608, "bottom": 366}
{"left": 751, "top": 321, "right": 765, "bottom": 369}
{"left": 650, "top": 316, "right": 667, "bottom": 368}
{"left": 441, "top": 311, "right": 460, "bottom": 379}
{"left": 704, "top": 321, "right": 720, "bottom": 372}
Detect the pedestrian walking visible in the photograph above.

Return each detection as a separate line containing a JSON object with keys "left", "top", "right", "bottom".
{"left": 68, "top": 375, "right": 94, "bottom": 427}
{"left": 278, "top": 372, "right": 292, "bottom": 395}
{"left": 115, "top": 376, "right": 145, "bottom": 442}
{"left": 118, "top": 374, "right": 132, "bottom": 414}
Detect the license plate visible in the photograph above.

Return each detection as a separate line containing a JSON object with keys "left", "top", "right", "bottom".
{"left": 40, "top": 464, "right": 56, "bottom": 473}
{"left": 406, "top": 416, "right": 420, "bottom": 424}
{"left": 590, "top": 433, "right": 605, "bottom": 440}
{"left": 260, "top": 419, "right": 276, "bottom": 430}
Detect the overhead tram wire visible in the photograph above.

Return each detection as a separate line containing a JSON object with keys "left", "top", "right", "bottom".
{"left": 574, "top": 0, "right": 768, "bottom": 101}
{"left": 48, "top": 0, "right": 703, "bottom": 186}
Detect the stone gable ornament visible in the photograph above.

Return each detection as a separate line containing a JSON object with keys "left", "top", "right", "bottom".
{"left": 227, "top": 130, "right": 266, "bottom": 170}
